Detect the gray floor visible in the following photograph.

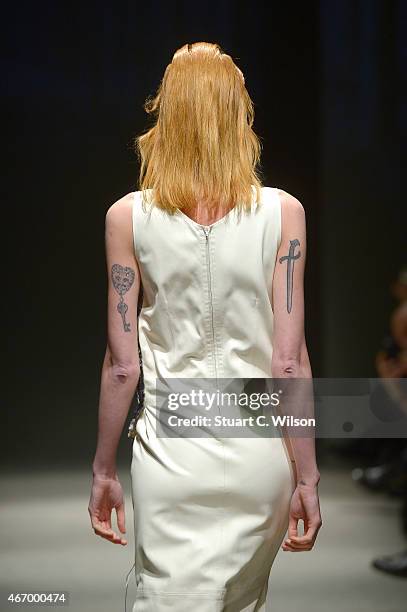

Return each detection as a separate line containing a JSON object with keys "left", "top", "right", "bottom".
{"left": 1, "top": 465, "right": 406, "bottom": 612}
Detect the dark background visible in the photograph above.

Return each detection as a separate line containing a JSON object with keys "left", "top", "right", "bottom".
{"left": 3, "top": 1, "right": 406, "bottom": 469}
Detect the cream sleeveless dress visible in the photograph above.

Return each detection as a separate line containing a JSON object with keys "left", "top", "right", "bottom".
{"left": 130, "top": 186, "right": 297, "bottom": 612}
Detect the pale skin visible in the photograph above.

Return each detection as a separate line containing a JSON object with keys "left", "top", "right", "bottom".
{"left": 271, "top": 189, "right": 322, "bottom": 552}
{"left": 89, "top": 193, "right": 140, "bottom": 546}
{"left": 89, "top": 189, "right": 322, "bottom": 552}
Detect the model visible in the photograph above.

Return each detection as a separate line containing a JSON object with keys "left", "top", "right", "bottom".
{"left": 88, "top": 41, "right": 322, "bottom": 611}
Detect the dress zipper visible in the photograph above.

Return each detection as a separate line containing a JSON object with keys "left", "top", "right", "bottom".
{"left": 202, "top": 226, "right": 218, "bottom": 379}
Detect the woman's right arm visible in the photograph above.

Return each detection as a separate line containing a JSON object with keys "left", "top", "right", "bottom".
{"left": 271, "top": 188, "right": 322, "bottom": 552}
{"left": 88, "top": 193, "right": 141, "bottom": 546}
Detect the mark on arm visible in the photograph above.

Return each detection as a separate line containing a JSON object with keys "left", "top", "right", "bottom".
{"left": 111, "top": 264, "right": 135, "bottom": 331}
{"left": 278, "top": 239, "right": 301, "bottom": 313}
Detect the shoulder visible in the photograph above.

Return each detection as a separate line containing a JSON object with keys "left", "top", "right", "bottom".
{"left": 275, "top": 188, "right": 305, "bottom": 219}
{"left": 274, "top": 188, "right": 306, "bottom": 247}
{"left": 105, "top": 192, "right": 135, "bottom": 224}
{"left": 104, "top": 192, "right": 135, "bottom": 251}
{"left": 260, "top": 186, "right": 304, "bottom": 219}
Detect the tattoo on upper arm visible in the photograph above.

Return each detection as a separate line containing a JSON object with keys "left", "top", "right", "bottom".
{"left": 278, "top": 239, "right": 301, "bottom": 313}
{"left": 111, "top": 264, "right": 135, "bottom": 332}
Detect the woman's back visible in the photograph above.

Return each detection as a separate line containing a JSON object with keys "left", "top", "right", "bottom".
{"left": 132, "top": 185, "right": 283, "bottom": 424}
{"left": 128, "top": 184, "right": 297, "bottom": 610}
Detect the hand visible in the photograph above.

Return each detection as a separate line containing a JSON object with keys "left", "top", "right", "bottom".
{"left": 88, "top": 473, "right": 127, "bottom": 545}
{"left": 282, "top": 481, "right": 322, "bottom": 552}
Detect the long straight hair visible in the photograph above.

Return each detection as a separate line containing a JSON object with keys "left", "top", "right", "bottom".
{"left": 135, "top": 42, "right": 264, "bottom": 215}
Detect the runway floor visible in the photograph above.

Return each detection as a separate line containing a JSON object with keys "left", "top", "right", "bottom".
{"left": 1, "top": 461, "right": 406, "bottom": 611}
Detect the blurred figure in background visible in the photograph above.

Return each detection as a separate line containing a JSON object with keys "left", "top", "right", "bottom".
{"left": 353, "top": 266, "right": 407, "bottom": 577}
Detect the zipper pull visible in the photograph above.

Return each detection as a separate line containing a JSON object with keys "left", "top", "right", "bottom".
{"left": 202, "top": 226, "right": 211, "bottom": 238}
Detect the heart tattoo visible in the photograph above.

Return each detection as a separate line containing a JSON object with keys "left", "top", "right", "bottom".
{"left": 111, "top": 263, "right": 135, "bottom": 332}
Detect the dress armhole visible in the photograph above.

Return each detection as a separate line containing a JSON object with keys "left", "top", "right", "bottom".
{"left": 275, "top": 188, "right": 282, "bottom": 251}
{"left": 131, "top": 191, "right": 138, "bottom": 261}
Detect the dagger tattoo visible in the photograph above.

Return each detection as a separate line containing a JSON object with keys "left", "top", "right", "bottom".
{"left": 111, "top": 263, "right": 135, "bottom": 331}
{"left": 279, "top": 239, "right": 301, "bottom": 313}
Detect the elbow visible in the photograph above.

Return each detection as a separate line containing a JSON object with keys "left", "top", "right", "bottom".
{"left": 111, "top": 361, "right": 140, "bottom": 383}
{"left": 272, "top": 356, "right": 302, "bottom": 377}
{"left": 104, "top": 354, "right": 140, "bottom": 385}
{"left": 272, "top": 345, "right": 311, "bottom": 378}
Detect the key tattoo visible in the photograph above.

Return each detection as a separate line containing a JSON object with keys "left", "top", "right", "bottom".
{"left": 111, "top": 263, "right": 135, "bottom": 331}
{"left": 278, "top": 239, "right": 301, "bottom": 313}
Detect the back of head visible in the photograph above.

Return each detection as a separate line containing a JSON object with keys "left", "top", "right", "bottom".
{"left": 135, "top": 42, "right": 263, "bottom": 214}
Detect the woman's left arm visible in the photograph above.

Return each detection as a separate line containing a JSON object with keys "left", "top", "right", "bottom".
{"left": 89, "top": 192, "right": 141, "bottom": 546}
